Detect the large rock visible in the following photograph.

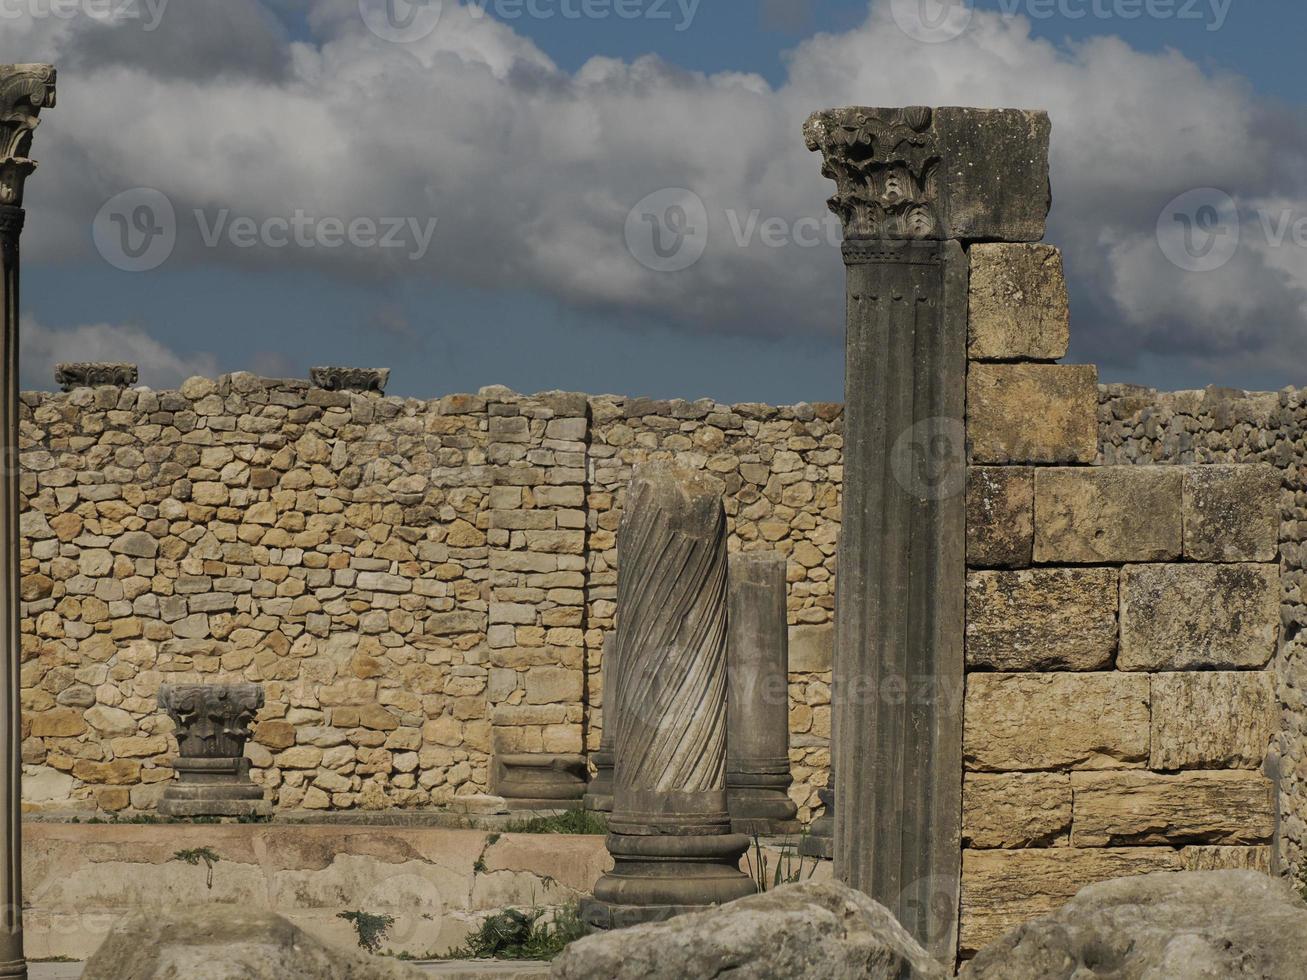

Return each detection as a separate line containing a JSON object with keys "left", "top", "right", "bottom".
{"left": 961, "top": 870, "right": 1307, "bottom": 979}
{"left": 82, "top": 904, "right": 425, "bottom": 980}
{"left": 552, "top": 881, "right": 948, "bottom": 980}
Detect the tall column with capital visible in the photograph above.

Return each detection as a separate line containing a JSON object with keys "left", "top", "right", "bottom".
{"left": 0, "top": 63, "right": 56, "bottom": 980}
{"left": 804, "top": 105, "right": 1049, "bottom": 959}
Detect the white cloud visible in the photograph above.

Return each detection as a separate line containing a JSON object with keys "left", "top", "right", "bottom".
{"left": 5, "top": 0, "right": 1307, "bottom": 380}
{"left": 21, "top": 317, "right": 218, "bottom": 390}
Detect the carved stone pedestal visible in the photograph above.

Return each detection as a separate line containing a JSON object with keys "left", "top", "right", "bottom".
{"left": 582, "top": 463, "right": 755, "bottom": 930}
{"left": 158, "top": 684, "right": 272, "bottom": 819}
{"left": 583, "top": 633, "right": 617, "bottom": 813}
{"left": 726, "top": 553, "right": 798, "bottom": 835}
{"left": 494, "top": 753, "right": 588, "bottom": 810}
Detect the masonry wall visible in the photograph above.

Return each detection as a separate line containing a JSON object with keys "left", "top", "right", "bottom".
{"left": 1099, "top": 383, "right": 1307, "bottom": 883}
{"left": 17, "top": 378, "right": 839, "bottom": 820}
{"left": 959, "top": 245, "right": 1282, "bottom": 956}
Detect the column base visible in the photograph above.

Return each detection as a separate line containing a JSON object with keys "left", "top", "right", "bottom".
{"left": 585, "top": 830, "right": 755, "bottom": 929}
{"left": 582, "top": 756, "right": 614, "bottom": 813}
{"left": 0, "top": 958, "right": 25, "bottom": 979}
{"left": 159, "top": 798, "right": 274, "bottom": 819}
{"left": 494, "top": 753, "right": 588, "bottom": 804}
{"left": 582, "top": 791, "right": 613, "bottom": 814}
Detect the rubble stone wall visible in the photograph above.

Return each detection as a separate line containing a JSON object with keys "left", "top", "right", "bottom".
{"left": 17, "top": 377, "right": 839, "bottom": 820}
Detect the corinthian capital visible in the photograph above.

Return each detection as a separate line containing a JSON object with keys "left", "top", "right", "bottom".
{"left": 0, "top": 64, "right": 56, "bottom": 207}
{"left": 804, "top": 105, "right": 1051, "bottom": 243}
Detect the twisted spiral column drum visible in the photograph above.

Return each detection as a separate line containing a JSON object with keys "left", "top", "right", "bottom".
{"left": 582, "top": 463, "right": 755, "bottom": 928}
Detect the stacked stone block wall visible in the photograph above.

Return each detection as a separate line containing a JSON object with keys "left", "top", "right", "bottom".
{"left": 960, "top": 245, "right": 1282, "bottom": 956}
{"left": 1100, "top": 383, "right": 1307, "bottom": 885}
{"left": 17, "top": 377, "right": 839, "bottom": 820}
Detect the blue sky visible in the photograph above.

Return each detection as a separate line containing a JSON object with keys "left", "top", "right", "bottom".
{"left": 9, "top": 0, "right": 1307, "bottom": 402}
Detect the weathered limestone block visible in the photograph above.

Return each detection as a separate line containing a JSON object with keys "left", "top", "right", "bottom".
{"left": 1182, "top": 845, "right": 1274, "bottom": 873}
{"left": 1151, "top": 671, "right": 1278, "bottom": 770}
{"left": 1183, "top": 464, "right": 1280, "bottom": 562}
{"left": 787, "top": 624, "right": 832, "bottom": 673}
{"left": 960, "top": 847, "right": 1185, "bottom": 955}
{"left": 968, "top": 364, "right": 1098, "bottom": 464}
{"left": 803, "top": 105, "right": 1050, "bottom": 241}
{"left": 964, "top": 673, "right": 1149, "bottom": 771}
{"left": 967, "top": 244, "right": 1069, "bottom": 361}
{"left": 966, "top": 568, "right": 1117, "bottom": 671}
{"left": 966, "top": 467, "right": 1033, "bottom": 568}
{"left": 81, "top": 904, "right": 425, "bottom": 980}
{"left": 1070, "top": 771, "right": 1276, "bottom": 847}
{"left": 1119, "top": 563, "right": 1279, "bottom": 671}
{"left": 962, "top": 773, "right": 1071, "bottom": 849}
{"left": 555, "top": 882, "right": 948, "bottom": 980}
{"left": 961, "top": 871, "right": 1306, "bottom": 980}
{"left": 1033, "top": 467, "right": 1182, "bottom": 563}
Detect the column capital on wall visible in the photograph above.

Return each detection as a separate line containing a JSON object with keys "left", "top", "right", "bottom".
{"left": 803, "top": 105, "right": 1051, "bottom": 243}
{"left": 0, "top": 64, "right": 56, "bottom": 209}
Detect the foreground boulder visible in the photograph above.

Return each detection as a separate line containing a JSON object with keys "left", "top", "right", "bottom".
{"left": 552, "top": 881, "right": 948, "bottom": 979}
{"left": 962, "top": 870, "right": 1307, "bottom": 979}
{"left": 82, "top": 904, "right": 425, "bottom": 980}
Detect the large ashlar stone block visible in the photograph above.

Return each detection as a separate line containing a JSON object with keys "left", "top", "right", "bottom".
{"left": 967, "top": 244, "right": 1069, "bottom": 361}
{"left": 1183, "top": 464, "right": 1280, "bottom": 562}
{"left": 966, "top": 467, "right": 1033, "bottom": 568}
{"left": 966, "top": 568, "right": 1117, "bottom": 671}
{"left": 964, "top": 673, "right": 1149, "bottom": 772}
{"left": 1151, "top": 671, "right": 1278, "bottom": 770}
{"left": 1119, "top": 563, "right": 1279, "bottom": 671}
{"left": 1033, "top": 467, "right": 1183, "bottom": 563}
{"left": 967, "top": 364, "right": 1098, "bottom": 465}
{"left": 960, "top": 847, "right": 1184, "bottom": 954}
{"left": 1070, "top": 771, "right": 1277, "bottom": 847}
{"left": 962, "top": 773, "right": 1071, "bottom": 849}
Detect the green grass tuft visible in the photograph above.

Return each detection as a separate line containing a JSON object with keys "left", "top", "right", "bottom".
{"left": 501, "top": 809, "right": 607, "bottom": 836}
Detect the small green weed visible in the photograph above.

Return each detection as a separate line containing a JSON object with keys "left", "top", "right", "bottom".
{"left": 172, "top": 847, "right": 222, "bottom": 890}
{"left": 502, "top": 809, "right": 607, "bottom": 835}
{"left": 337, "top": 910, "right": 396, "bottom": 954}
{"left": 442, "top": 903, "right": 585, "bottom": 962}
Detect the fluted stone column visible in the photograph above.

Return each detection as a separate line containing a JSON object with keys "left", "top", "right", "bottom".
{"left": 0, "top": 63, "right": 55, "bottom": 980}
{"left": 726, "top": 552, "right": 798, "bottom": 835}
{"left": 804, "top": 105, "right": 1050, "bottom": 959}
{"left": 582, "top": 463, "right": 755, "bottom": 929}
{"left": 583, "top": 632, "right": 617, "bottom": 813}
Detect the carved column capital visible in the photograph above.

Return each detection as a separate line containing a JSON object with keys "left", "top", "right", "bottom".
{"left": 310, "top": 366, "right": 390, "bottom": 393}
{"left": 0, "top": 64, "right": 56, "bottom": 208}
{"left": 804, "top": 105, "right": 1051, "bottom": 245}
{"left": 55, "top": 362, "right": 139, "bottom": 391}
{"left": 159, "top": 683, "right": 264, "bottom": 759}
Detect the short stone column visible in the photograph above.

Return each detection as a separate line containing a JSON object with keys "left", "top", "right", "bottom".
{"left": 799, "top": 772, "right": 835, "bottom": 859}
{"left": 583, "top": 463, "right": 755, "bottom": 928}
{"left": 804, "top": 105, "right": 1050, "bottom": 958}
{"left": 726, "top": 552, "right": 798, "bottom": 834}
{"left": 0, "top": 62, "right": 56, "bottom": 980}
{"left": 158, "top": 684, "right": 273, "bottom": 818}
{"left": 583, "top": 632, "right": 617, "bottom": 813}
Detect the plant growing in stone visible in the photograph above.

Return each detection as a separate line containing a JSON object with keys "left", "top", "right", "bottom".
{"left": 337, "top": 910, "right": 395, "bottom": 954}
{"left": 748, "top": 835, "right": 817, "bottom": 893}
{"left": 443, "top": 903, "right": 585, "bottom": 961}
{"left": 172, "top": 847, "right": 221, "bottom": 890}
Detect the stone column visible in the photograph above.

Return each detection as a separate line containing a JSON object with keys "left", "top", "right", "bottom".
{"left": 0, "top": 63, "right": 55, "bottom": 980}
{"left": 583, "top": 463, "right": 755, "bottom": 928}
{"left": 804, "top": 105, "right": 1050, "bottom": 959}
{"left": 726, "top": 552, "right": 798, "bottom": 834}
{"left": 583, "top": 632, "right": 617, "bottom": 813}
{"left": 158, "top": 684, "right": 272, "bottom": 818}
